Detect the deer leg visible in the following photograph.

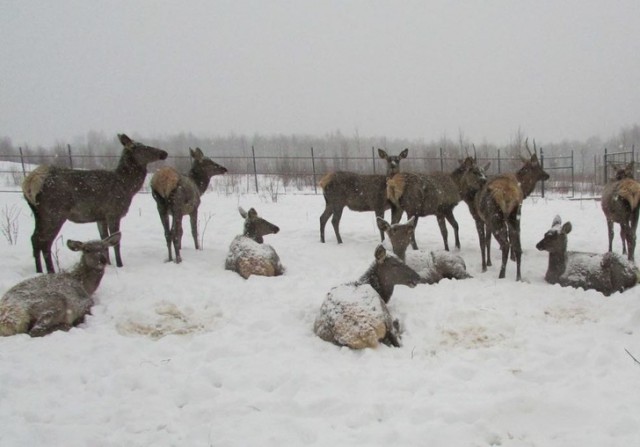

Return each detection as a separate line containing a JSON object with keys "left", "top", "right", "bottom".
{"left": 172, "top": 213, "right": 184, "bottom": 264}
{"left": 507, "top": 217, "right": 522, "bottom": 281}
{"left": 620, "top": 222, "right": 632, "bottom": 262}
{"left": 319, "top": 205, "right": 333, "bottom": 243}
{"left": 493, "top": 224, "right": 510, "bottom": 279}
{"left": 390, "top": 205, "right": 404, "bottom": 225}
{"left": 108, "top": 219, "right": 124, "bottom": 267}
{"left": 444, "top": 209, "right": 460, "bottom": 250}
{"left": 473, "top": 219, "right": 487, "bottom": 272}
{"left": 411, "top": 216, "right": 419, "bottom": 250}
{"left": 330, "top": 206, "right": 344, "bottom": 244}
{"left": 606, "top": 219, "right": 614, "bottom": 252}
{"left": 39, "top": 219, "right": 65, "bottom": 274}
{"left": 486, "top": 229, "right": 493, "bottom": 267}
{"left": 436, "top": 214, "right": 449, "bottom": 251}
{"left": 190, "top": 209, "right": 199, "bottom": 250}
{"left": 629, "top": 208, "right": 640, "bottom": 262}
{"left": 375, "top": 209, "right": 386, "bottom": 242}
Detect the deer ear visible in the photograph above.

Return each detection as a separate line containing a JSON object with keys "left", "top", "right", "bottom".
{"left": 190, "top": 147, "right": 204, "bottom": 160}
{"left": 407, "top": 216, "right": 417, "bottom": 228}
{"left": 551, "top": 215, "right": 562, "bottom": 226}
{"left": 399, "top": 148, "right": 409, "bottom": 159}
{"left": 248, "top": 208, "right": 258, "bottom": 218}
{"left": 483, "top": 161, "right": 491, "bottom": 171}
{"left": 67, "top": 240, "right": 84, "bottom": 252}
{"left": 238, "top": 207, "right": 248, "bottom": 218}
{"left": 562, "top": 222, "right": 572, "bottom": 234}
{"left": 378, "top": 148, "right": 388, "bottom": 159}
{"left": 374, "top": 245, "right": 387, "bottom": 262}
{"left": 104, "top": 232, "right": 122, "bottom": 247}
{"left": 118, "top": 134, "right": 133, "bottom": 147}
{"left": 376, "top": 217, "right": 390, "bottom": 232}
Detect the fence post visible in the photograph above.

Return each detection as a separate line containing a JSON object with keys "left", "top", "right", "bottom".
{"left": 311, "top": 146, "right": 317, "bottom": 194}
{"left": 372, "top": 146, "right": 376, "bottom": 174}
{"left": 571, "top": 150, "right": 575, "bottom": 198}
{"left": 540, "top": 147, "right": 545, "bottom": 198}
{"left": 252, "top": 146, "right": 259, "bottom": 193}
{"left": 603, "top": 147, "right": 608, "bottom": 183}
{"left": 67, "top": 144, "right": 73, "bottom": 169}
{"left": 18, "top": 146, "right": 26, "bottom": 177}
{"left": 439, "top": 147, "right": 444, "bottom": 172}
{"left": 498, "top": 149, "right": 501, "bottom": 174}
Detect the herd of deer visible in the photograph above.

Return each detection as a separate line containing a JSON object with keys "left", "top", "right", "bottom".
{"left": 1, "top": 133, "right": 639, "bottom": 343}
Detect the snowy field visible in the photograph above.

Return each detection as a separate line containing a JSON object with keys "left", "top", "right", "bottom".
{"left": 1, "top": 185, "right": 640, "bottom": 446}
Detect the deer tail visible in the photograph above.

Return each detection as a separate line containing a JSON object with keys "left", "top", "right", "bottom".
{"left": 319, "top": 172, "right": 336, "bottom": 190}
{"left": 617, "top": 179, "right": 640, "bottom": 210}
{"left": 150, "top": 167, "right": 180, "bottom": 199}
{"left": 386, "top": 174, "right": 405, "bottom": 206}
{"left": 22, "top": 165, "right": 50, "bottom": 206}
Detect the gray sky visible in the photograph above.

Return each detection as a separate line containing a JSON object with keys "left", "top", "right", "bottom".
{"left": 2, "top": 0, "right": 639, "bottom": 147}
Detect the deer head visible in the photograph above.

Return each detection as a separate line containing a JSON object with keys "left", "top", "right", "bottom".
{"left": 239, "top": 207, "right": 280, "bottom": 243}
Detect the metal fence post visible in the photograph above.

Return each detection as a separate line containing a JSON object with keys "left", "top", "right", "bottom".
{"left": 540, "top": 147, "right": 545, "bottom": 198}
{"left": 371, "top": 146, "right": 376, "bottom": 174}
{"left": 19, "top": 146, "right": 27, "bottom": 177}
{"left": 571, "top": 150, "right": 575, "bottom": 198}
{"left": 603, "top": 147, "right": 608, "bottom": 183}
{"left": 311, "top": 146, "right": 317, "bottom": 194}
{"left": 439, "top": 147, "right": 444, "bottom": 172}
{"left": 67, "top": 144, "right": 73, "bottom": 169}
{"left": 498, "top": 149, "right": 501, "bottom": 173}
{"left": 252, "top": 146, "right": 259, "bottom": 193}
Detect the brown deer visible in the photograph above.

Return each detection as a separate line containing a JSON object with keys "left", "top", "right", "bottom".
{"left": 225, "top": 207, "right": 284, "bottom": 279}
{"left": 22, "top": 134, "right": 167, "bottom": 274}
{"left": 314, "top": 245, "right": 420, "bottom": 349}
{"left": 601, "top": 161, "right": 640, "bottom": 261}
{"left": 536, "top": 215, "right": 638, "bottom": 296}
{"left": 150, "top": 147, "right": 227, "bottom": 263}
{"left": 0, "top": 233, "right": 121, "bottom": 337}
{"left": 386, "top": 156, "right": 488, "bottom": 251}
{"left": 474, "top": 140, "right": 550, "bottom": 280}
{"left": 319, "top": 148, "right": 408, "bottom": 244}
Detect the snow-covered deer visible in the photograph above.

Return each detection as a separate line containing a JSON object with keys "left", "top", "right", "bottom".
{"left": 314, "top": 245, "right": 420, "bottom": 349}
{"left": 601, "top": 161, "right": 640, "bottom": 261}
{"left": 536, "top": 216, "right": 639, "bottom": 296}
{"left": 22, "top": 133, "right": 167, "bottom": 273}
{"left": 474, "top": 140, "right": 549, "bottom": 280}
{"left": 151, "top": 147, "right": 227, "bottom": 263}
{"left": 386, "top": 156, "right": 488, "bottom": 251}
{"left": 225, "top": 207, "right": 284, "bottom": 279}
{"left": 319, "top": 148, "right": 408, "bottom": 244}
{"left": 0, "top": 233, "right": 121, "bottom": 337}
{"left": 376, "top": 217, "right": 471, "bottom": 284}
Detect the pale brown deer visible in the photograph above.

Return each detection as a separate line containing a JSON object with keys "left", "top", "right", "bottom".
{"left": 151, "top": 147, "right": 227, "bottom": 263}
{"left": 601, "top": 161, "right": 640, "bottom": 261}
{"left": 536, "top": 215, "right": 638, "bottom": 296}
{"left": 474, "top": 140, "right": 550, "bottom": 280}
{"left": 0, "top": 233, "right": 121, "bottom": 337}
{"left": 319, "top": 148, "right": 408, "bottom": 244}
{"left": 22, "top": 134, "right": 168, "bottom": 273}
{"left": 386, "top": 156, "right": 488, "bottom": 251}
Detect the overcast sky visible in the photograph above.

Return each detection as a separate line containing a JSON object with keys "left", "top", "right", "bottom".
{"left": 2, "top": 0, "right": 639, "bottom": 147}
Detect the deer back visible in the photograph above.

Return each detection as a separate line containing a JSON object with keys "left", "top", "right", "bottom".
{"left": 387, "top": 172, "right": 460, "bottom": 216}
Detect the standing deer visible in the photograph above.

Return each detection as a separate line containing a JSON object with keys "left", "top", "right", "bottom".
{"left": 386, "top": 156, "right": 488, "bottom": 251}
{"left": 22, "top": 134, "right": 167, "bottom": 273}
{"left": 474, "top": 139, "right": 550, "bottom": 280}
{"left": 601, "top": 161, "right": 640, "bottom": 261}
{"left": 536, "top": 216, "right": 638, "bottom": 296}
{"left": 0, "top": 233, "right": 121, "bottom": 337}
{"left": 150, "top": 147, "right": 227, "bottom": 263}
{"left": 319, "top": 148, "right": 408, "bottom": 244}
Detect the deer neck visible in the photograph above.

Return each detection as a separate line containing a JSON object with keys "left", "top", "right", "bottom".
{"left": 115, "top": 153, "right": 147, "bottom": 193}
{"left": 358, "top": 266, "right": 394, "bottom": 303}
{"left": 189, "top": 168, "right": 211, "bottom": 195}
{"left": 545, "top": 251, "right": 567, "bottom": 284}
{"left": 517, "top": 171, "right": 538, "bottom": 199}
{"left": 70, "top": 264, "right": 106, "bottom": 296}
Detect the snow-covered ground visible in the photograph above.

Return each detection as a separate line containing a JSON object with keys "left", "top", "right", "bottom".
{"left": 1, "top": 187, "right": 639, "bottom": 446}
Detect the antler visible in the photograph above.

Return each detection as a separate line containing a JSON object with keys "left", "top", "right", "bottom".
{"left": 472, "top": 144, "right": 477, "bottom": 160}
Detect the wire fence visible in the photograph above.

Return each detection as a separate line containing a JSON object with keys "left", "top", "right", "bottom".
{"left": 0, "top": 145, "right": 636, "bottom": 198}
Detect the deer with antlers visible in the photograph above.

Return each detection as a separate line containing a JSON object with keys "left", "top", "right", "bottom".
{"left": 474, "top": 139, "right": 550, "bottom": 280}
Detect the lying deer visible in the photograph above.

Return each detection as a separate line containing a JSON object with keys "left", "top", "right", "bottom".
{"left": 22, "top": 133, "right": 167, "bottom": 273}
{"left": 376, "top": 217, "right": 471, "bottom": 284}
{"left": 601, "top": 161, "right": 640, "bottom": 261}
{"left": 536, "top": 215, "right": 639, "bottom": 296}
{"left": 314, "top": 245, "right": 420, "bottom": 349}
{"left": 151, "top": 147, "right": 227, "bottom": 263}
{"left": 474, "top": 139, "right": 549, "bottom": 280}
{"left": 319, "top": 148, "right": 408, "bottom": 244}
{"left": 225, "top": 207, "right": 284, "bottom": 279}
{"left": 0, "top": 233, "right": 121, "bottom": 337}
{"left": 386, "top": 156, "right": 488, "bottom": 251}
